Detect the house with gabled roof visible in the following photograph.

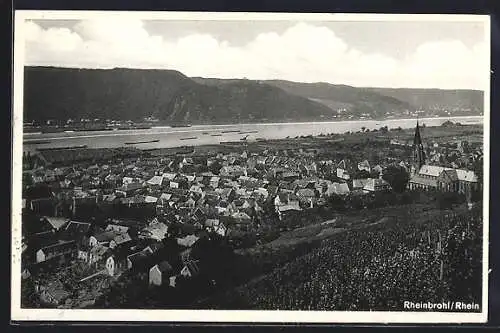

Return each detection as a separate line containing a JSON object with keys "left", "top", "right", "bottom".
{"left": 146, "top": 175, "right": 165, "bottom": 187}
{"left": 357, "top": 160, "right": 371, "bottom": 172}
{"left": 105, "top": 224, "right": 129, "bottom": 234}
{"left": 139, "top": 222, "right": 169, "bottom": 241}
{"left": 352, "top": 178, "right": 371, "bottom": 190}
{"left": 115, "top": 181, "right": 144, "bottom": 197}
{"left": 105, "top": 246, "right": 133, "bottom": 277}
{"left": 36, "top": 240, "right": 77, "bottom": 264}
{"left": 40, "top": 216, "right": 69, "bottom": 231}
{"left": 149, "top": 261, "right": 174, "bottom": 286}
{"left": 89, "top": 231, "right": 119, "bottom": 248}
{"left": 204, "top": 219, "right": 226, "bottom": 236}
{"left": 363, "top": 178, "right": 391, "bottom": 192}
{"left": 109, "top": 232, "right": 132, "bottom": 249}
{"left": 220, "top": 165, "right": 247, "bottom": 178}
{"left": 180, "top": 260, "right": 201, "bottom": 278}
{"left": 337, "top": 159, "right": 355, "bottom": 180}
{"left": 61, "top": 220, "right": 92, "bottom": 242}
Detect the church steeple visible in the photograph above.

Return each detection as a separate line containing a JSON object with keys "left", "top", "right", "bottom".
{"left": 413, "top": 120, "right": 426, "bottom": 172}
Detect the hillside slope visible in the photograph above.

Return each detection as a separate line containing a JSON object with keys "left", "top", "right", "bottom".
{"left": 24, "top": 67, "right": 333, "bottom": 124}
{"left": 261, "top": 80, "right": 413, "bottom": 118}
{"left": 24, "top": 66, "right": 194, "bottom": 122}
{"left": 23, "top": 67, "right": 483, "bottom": 124}
{"left": 366, "top": 88, "right": 483, "bottom": 113}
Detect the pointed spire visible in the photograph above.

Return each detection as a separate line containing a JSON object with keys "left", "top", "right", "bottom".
{"left": 413, "top": 119, "right": 422, "bottom": 146}
{"left": 413, "top": 120, "right": 426, "bottom": 172}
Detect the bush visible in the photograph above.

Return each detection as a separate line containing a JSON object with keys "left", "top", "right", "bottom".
{"left": 436, "top": 192, "right": 465, "bottom": 210}
{"left": 382, "top": 165, "right": 410, "bottom": 193}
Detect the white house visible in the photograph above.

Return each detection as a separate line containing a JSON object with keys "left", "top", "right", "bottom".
{"left": 149, "top": 261, "right": 173, "bottom": 286}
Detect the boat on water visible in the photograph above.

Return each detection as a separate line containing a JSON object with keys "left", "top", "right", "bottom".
{"left": 23, "top": 127, "right": 42, "bottom": 134}
{"left": 255, "top": 138, "right": 266, "bottom": 141}
{"left": 240, "top": 130, "right": 259, "bottom": 134}
{"left": 170, "top": 123, "right": 192, "bottom": 128}
{"left": 221, "top": 130, "right": 241, "bottom": 133}
{"left": 74, "top": 127, "right": 113, "bottom": 132}
{"left": 180, "top": 137, "right": 197, "bottom": 141}
{"left": 24, "top": 140, "right": 52, "bottom": 145}
{"left": 41, "top": 128, "right": 66, "bottom": 134}
{"left": 37, "top": 145, "right": 88, "bottom": 151}
{"left": 118, "top": 126, "right": 152, "bottom": 130}
{"left": 220, "top": 141, "right": 245, "bottom": 145}
{"left": 124, "top": 139, "right": 160, "bottom": 145}
{"left": 211, "top": 134, "right": 222, "bottom": 137}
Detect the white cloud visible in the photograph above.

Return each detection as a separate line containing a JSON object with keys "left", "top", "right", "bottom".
{"left": 22, "top": 20, "right": 488, "bottom": 89}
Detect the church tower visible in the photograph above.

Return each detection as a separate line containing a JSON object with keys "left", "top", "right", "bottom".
{"left": 412, "top": 120, "right": 426, "bottom": 174}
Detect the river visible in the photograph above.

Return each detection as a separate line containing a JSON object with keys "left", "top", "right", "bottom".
{"left": 23, "top": 116, "right": 483, "bottom": 152}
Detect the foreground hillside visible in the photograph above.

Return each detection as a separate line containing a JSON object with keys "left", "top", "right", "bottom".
{"left": 193, "top": 205, "right": 482, "bottom": 311}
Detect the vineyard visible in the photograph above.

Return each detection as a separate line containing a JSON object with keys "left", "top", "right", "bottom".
{"left": 206, "top": 206, "right": 482, "bottom": 311}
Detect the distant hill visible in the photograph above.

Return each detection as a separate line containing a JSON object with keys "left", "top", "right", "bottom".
{"left": 365, "top": 88, "right": 483, "bottom": 113}
{"left": 167, "top": 80, "right": 334, "bottom": 124}
{"left": 24, "top": 67, "right": 333, "bottom": 124}
{"left": 260, "top": 80, "right": 413, "bottom": 119}
{"left": 263, "top": 80, "right": 483, "bottom": 117}
{"left": 23, "top": 67, "right": 484, "bottom": 124}
{"left": 24, "top": 66, "right": 194, "bottom": 122}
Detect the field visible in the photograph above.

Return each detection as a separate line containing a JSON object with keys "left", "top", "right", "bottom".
{"left": 192, "top": 201, "right": 481, "bottom": 311}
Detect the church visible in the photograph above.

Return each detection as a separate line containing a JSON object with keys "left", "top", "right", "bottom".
{"left": 407, "top": 121, "right": 480, "bottom": 195}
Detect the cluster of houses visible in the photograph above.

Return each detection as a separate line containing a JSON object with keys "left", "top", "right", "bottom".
{"left": 25, "top": 216, "right": 204, "bottom": 306}
{"left": 22, "top": 148, "right": 404, "bottom": 306}
{"left": 21, "top": 123, "right": 482, "bottom": 306}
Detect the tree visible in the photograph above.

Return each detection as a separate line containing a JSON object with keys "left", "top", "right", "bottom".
{"left": 471, "top": 157, "right": 483, "bottom": 185}
{"left": 209, "top": 160, "right": 222, "bottom": 174}
{"left": 382, "top": 165, "right": 410, "bottom": 193}
{"left": 470, "top": 188, "right": 482, "bottom": 203}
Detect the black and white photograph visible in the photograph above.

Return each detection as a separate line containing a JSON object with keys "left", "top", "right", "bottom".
{"left": 11, "top": 11, "right": 490, "bottom": 323}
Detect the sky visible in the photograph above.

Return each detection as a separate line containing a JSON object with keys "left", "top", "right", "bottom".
{"left": 22, "top": 17, "right": 489, "bottom": 90}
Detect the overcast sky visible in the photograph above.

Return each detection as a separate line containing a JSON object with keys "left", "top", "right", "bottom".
{"left": 23, "top": 17, "right": 488, "bottom": 90}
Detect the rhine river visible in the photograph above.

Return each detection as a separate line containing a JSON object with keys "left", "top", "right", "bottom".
{"left": 23, "top": 116, "right": 483, "bottom": 151}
